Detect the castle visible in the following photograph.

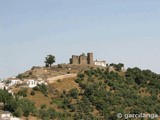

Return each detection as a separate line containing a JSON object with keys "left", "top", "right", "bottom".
{"left": 69, "top": 52, "right": 106, "bottom": 67}
{"left": 70, "top": 53, "right": 93, "bottom": 65}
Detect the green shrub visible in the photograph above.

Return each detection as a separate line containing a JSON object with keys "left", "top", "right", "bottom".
{"left": 13, "top": 108, "right": 23, "bottom": 117}
{"left": 30, "top": 90, "right": 35, "bottom": 95}
{"left": 69, "top": 88, "right": 78, "bottom": 99}
{"left": 18, "top": 88, "right": 28, "bottom": 97}
{"left": 41, "top": 104, "right": 47, "bottom": 109}
{"left": 33, "top": 86, "right": 39, "bottom": 91}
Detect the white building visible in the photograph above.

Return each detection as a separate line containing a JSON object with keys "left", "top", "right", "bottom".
{"left": 1, "top": 111, "right": 11, "bottom": 119}
{"left": 0, "top": 111, "right": 20, "bottom": 120}
{"left": 9, "top": 79, "right": 22, "bottom": 86}
{"left": 26, "top": 79, "right": 38, "bottom": 88}
{"left": 94, "top": 60, "right": 106, "bottom": 67}
{"left": 38, "top": 81, "right": 47, "bottom": 85}
{"left": 0, "top": 83, "right": 5, "bottom": 89}
{"left": 26, "top": 79, "right": 47, "bottom": 88}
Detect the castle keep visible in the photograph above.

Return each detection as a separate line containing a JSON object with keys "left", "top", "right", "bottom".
{"left": 70, "top": 53, "right": 93, "bottom": 65}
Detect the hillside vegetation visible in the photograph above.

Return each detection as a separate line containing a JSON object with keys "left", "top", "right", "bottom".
{"left": 1, "top": 66, "right": 160, "bottom": 120}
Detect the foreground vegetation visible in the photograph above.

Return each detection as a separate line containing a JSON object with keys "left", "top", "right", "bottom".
{"left": 1, "top": 65, "right": 160, "bottom": 120}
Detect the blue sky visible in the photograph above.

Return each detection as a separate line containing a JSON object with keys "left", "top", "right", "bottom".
{"left": 0, "top": 0, "right": 160, "bottom": 78}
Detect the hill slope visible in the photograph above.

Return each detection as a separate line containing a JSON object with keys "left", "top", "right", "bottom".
{"left": 16, "top": 64, "right": 101, "bottom": 80}
{"left": 1, "top": 66, "right": 160, "bottom": 120}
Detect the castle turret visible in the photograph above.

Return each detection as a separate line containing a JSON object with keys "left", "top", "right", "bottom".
{"left": 87, "top": 53, "right": 93, "bottom": 64}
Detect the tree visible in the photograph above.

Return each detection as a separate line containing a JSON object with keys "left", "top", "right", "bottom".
{"left": 18, "top": 99, "right": 35, "bottom": 117}
{"left": 17, "top": 88, "right": 28, "bottom": 97}
{"left": 110, "top": 63, "right": 124, "bottom": 71}
{"left": 30, "top": 90, "right": 35, "bottom": 95}
{"left": 47, "top": 108, "right": 57, "bottom": 119}
{"left": 45, "top": 55, "right": 55, "bottom": 67}
{"left": 41, "top": 104, "right": 47, "bottom": 109}
{"left": 69, "top": 88, "right": 78, "bottom": 99}
{"left": 117, "top": 63, "right": 124, "bottom": 71}
{"left": 13, "top": 108, "right": 23, "bottom": 117}
{"left": 0, "top": 89, "right": 13, "bottom": 105}
{"left": 38, "top": 84, "right": 48, "bottom": 95}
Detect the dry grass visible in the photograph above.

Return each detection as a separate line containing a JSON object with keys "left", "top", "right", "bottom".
{"left": 20, "top": 64, "right": 100, "bottom": 80}
{"left": 26, "top": 89, "right": 52, "bottom": 108}
{"left": 11, "top": 76, "right": 79, "bottom": 111}
{"left": 138, "top": 87, "right": 151, "bottom": 97}
{"left": 49, "top": 77, "right": 79, "bottom": 93}
{"left": 21, "top": 116, "right": 40, "bottom": 120}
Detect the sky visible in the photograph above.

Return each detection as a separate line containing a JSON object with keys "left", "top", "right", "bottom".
{"left": 0, "top": 0, "right": 160, "bottom": 78}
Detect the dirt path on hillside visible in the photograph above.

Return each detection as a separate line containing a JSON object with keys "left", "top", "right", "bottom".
{"left": 47, "top": 74, "right": 77, "bottom": 83}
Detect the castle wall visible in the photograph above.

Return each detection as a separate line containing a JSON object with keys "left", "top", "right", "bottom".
{"left": 71, "top": 55, "right": 79, "bottom": 64}
{"left": 70, "top": 58, "right": 73, "bottom": 64}
{"left": 79, "top": 56, "right": 88, "bottom": 64}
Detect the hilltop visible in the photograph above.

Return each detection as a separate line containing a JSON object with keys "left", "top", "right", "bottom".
{"left": 15, "top": 64, "right": 105, "bottom": 80}
{"left": 14, "top": 52, "right": 111, "bottom": 81}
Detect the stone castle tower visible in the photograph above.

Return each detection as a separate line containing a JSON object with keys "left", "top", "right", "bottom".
{"left": 87, "top": 53, "right": 93, "bottom": 64}
{"left": 70, "top": 52, "right": 93, "bottom": 65}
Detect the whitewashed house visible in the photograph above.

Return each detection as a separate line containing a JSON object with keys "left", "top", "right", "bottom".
{"left": 26, "top": 79, "right": 47, "bottom": 88}
{"left": 6, "top": 78, "right": 47, "bottom": 88}
{"left": 8, "top": 79, "right": 22, "bottom": 87}
{"left": 26, "top": 79, "right": 38, "bottom": 88}
{"left": 38, "top": 80, "right": 47, "bottom": 85}
{"left": 1, "top": 111, "right": 11, "bottom": 119}
{"left": 94, "top": 60, "right": 107, "bottom": 67}
{"left": 0, "top": 111, "right": 20, "bottom": 120}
